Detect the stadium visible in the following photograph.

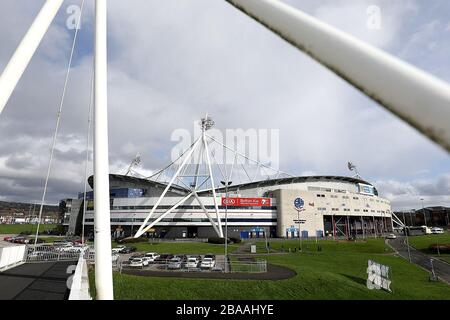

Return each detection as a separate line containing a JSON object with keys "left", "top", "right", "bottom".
{"left": 63, "top": 173, "right": 393, "bottom": 239}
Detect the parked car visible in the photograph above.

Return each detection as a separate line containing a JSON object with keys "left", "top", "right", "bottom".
{"left": 128, "top": 254, "right": 144, "bottom": 262}
{"left": 12, "top": 237, "right": 26, "bottom": 244}
{"left": 144, "top": 252, "right": 160, "bottom": 262}
{"left": 3, "top": 236, "right": 13, "bottom": 242}
{"left": 129, "top": 257, "right": 148, "bottom": 268}
{"left": 167, "top": 257, "right": 183, "bottom": 270}
{"left": 431, "top": 227, "right": 444, "bottom": 234}
{"left": 56, "top": 243, "right": 76, "bottom": 252}
{"left": 155, "top": 254, "right": 174, "bottom": 264}
{"left": 23, "top": 238, "right": 45, "bottom": 244}
{"left": 186, "top": 256, "right": 201, "bottom": 269}
{"left": 386, "top": 233, "right": 397, "bottom": 239}
{"left": 112, "top": 245, "right": 126, "bottom": 254}
{"left": 200, "top": 257, "right": 216, "bottom": 269}
{"left": 120, "top": 246, "right": 137, "bottom": 254}
{"left": 53, "top": 240, "right": 72, "bottom": 246}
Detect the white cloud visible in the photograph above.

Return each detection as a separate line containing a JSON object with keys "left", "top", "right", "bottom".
{"left": 0, "top": 0, "right": 449, "bottom": 208}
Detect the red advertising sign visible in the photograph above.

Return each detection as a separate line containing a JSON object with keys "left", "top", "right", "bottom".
{"left": 221, "top": 197, "right": 272, "bottom": 207}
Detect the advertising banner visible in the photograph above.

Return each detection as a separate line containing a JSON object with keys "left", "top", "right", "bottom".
{"left": 221, "top": 197, "right": 271, "bottom": 207}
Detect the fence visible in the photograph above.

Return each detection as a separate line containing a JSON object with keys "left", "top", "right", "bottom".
{"left": 0, "top": 245, "right": 26, "bottom": 271}
{"left": 118, "top": 258, "right": 267, "bottom": 274}
{"left": 25, "top": 244, "right": 94, "bottom": 262}
{"left": 229, "top": 260, "right": 267, "bottom": 273}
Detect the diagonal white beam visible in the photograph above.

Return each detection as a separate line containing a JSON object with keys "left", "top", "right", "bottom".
{"left": 0, "top": 0, "right": 64, "bottom": 114}
{"left": 135, "top": 192, "right": 194, "bottom": 237}
{"left": 192, "top": 191, "right": 221, "bottom": 237}
{"left": 226, "top": 0, "right": 450, "bottom": 152}
{"left": 203, "top": 134, "right": 224, "bottom": 237}
{"left": 135, "top": 137, "right": 202, "bottom": 238}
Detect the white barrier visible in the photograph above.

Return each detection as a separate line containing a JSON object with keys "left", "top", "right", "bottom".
{"left": 69, "top": 255, "right": 92, "bottom": 300}
{"left": 0, "top": 245, "right": 26, "bottom": 272}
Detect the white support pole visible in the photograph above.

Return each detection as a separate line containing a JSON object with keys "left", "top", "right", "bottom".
{"left": 0, "top": 0, "right": 63, "bottom": 114}
{"left": 203, "top": 134, "right": 224, "bottom": 238}
{"left": 94, "top": 0, "right": 114, "bottom": 300}
{"left": 226, "top": 0, "right": 450, "bottom": 152}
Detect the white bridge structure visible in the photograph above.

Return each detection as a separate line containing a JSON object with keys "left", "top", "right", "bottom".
{"left": 0, "top": 0, "right": 448, "bottom": 300}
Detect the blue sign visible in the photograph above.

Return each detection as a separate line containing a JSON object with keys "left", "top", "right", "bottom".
{"left": 294, "top": 198, "right": 304, "bottom": 211}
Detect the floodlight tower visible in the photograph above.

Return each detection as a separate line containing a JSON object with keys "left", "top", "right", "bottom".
{"left": 347, "top": 162, "right": 361, "bottom": 179}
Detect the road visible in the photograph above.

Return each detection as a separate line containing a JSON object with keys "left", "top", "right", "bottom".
{"left": 387, "top": 236, "right": 450, "bottom": 284}
{"left": 0, "top": 261, "right": 75, "bottom": 300}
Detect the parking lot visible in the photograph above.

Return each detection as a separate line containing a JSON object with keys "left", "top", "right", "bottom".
{"left": 117, "top": 252, "right": 227, "bottom": 273}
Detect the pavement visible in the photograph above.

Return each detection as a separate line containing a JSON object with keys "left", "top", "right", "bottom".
{"left": 0, "top": 261, "right": 75, "bottom": 300}
{"left": 387, "top": 236, "right": 450, "bottom": 284}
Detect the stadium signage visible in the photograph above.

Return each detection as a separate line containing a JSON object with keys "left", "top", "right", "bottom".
{"left": 358, "top": 183, "right": 375, "bottom": 196}
{"left": 294, "top": 197, "right": 305, "bottom": 211}
{"left": 366, "top": 260, "right": 392, "bottom": 292}
{"left": 221, "top": 197, "right": 271, "bottom": 207}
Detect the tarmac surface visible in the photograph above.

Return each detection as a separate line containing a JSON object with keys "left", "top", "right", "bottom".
{"left": 387, "top": 237, "right": 450, "bottom": 284}
{"left": 0, "top": 261, "right": 75, "bottom": 300}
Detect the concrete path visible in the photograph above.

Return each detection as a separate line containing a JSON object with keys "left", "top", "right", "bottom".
{"left": 0, "top": 261, "right": 75, "bottom": 300}
{"left": 387, "top": 237, "right": 450, "bottom": 284}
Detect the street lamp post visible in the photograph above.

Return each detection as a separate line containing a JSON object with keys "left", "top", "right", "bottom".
{"left": 220, "top": 180, "right": 232, "bottom": 273}
{"left": 404, "top": 227, "right": 412, "bottom": 263}
{"left": 297, "top": 209, "right": 302, "bottom": 252}
{"left": 131, "top": 212, "right": 136, "bottom": 237}
{"left": 420, "top": 198, "right": 427, "bottom": 226}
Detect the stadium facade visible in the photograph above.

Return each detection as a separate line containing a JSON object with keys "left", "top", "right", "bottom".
{"left": 63, "top": 174, "right": 393, "bottom": 239}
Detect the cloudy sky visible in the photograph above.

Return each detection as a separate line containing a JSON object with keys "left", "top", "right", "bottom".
{"left": 0, "top": 0, "right": 449, "bottom": 210}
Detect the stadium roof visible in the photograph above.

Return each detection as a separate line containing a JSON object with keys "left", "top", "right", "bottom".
{"left": 89, "top": 174, "right": 374, "bottom": 195}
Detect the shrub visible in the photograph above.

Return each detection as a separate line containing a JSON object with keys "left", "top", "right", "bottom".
{"left": 429, "top": 244, "right": 450, "bottom": 254}
{"left": 229, "top": 237, "right": 241, "bottom": 244}
{"left": 208, "top": 237, "right": 232, "bottom": 244}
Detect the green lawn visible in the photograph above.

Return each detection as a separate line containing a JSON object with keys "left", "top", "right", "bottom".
{"left": 0, "top": 224, "right": 57, "bottom": 235}
{"left": 112, "top": 241, "right": 241, "bottom": 255}
{"left": 90, "top": 238, "right": 450, "bottom": 300}
{"left": 408, "top": 231, "right": 450, "bottom": 263}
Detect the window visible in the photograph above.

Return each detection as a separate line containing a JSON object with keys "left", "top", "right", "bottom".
{"left": 353, "top": 197, "right": 359, "bottom": 200}
{"left": 316, "top": 194, "right": 325, "bottom": 198}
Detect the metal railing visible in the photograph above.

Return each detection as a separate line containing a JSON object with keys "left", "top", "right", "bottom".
{"left": 229, "top": 260, "right": 267, "bottom": 273}
{"left": 24, "top": 244, "right": 93, "bottom": 262}
{"left": 118, "top": 259, "right": 267, "bottom": 274}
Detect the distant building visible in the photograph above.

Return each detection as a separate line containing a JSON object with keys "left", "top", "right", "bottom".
{"left": 394, "top": 206, "right": 450, "bottom": 227}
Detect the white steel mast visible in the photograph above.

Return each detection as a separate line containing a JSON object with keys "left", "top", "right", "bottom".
{"left": 0, "top": 0, "right": 64, "bottom": 115}
{"left": 226, "top": 0, "right": 450, "bottom": 152}
{"left": 94, "top": 0, "right": 114, "bottom": 300}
